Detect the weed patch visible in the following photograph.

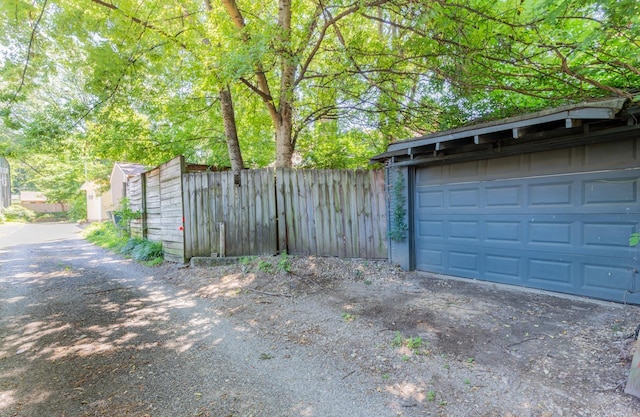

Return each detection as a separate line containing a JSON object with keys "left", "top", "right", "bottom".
{"left": 84, "top": 222, "right": 163, "bottom": 265}
{"left": 1, "top": 205, "right": 36, "bottom": 222}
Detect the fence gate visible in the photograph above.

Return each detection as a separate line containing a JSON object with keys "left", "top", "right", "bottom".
{"left": 182, "top": 169, "right": 278, "bottom": 258}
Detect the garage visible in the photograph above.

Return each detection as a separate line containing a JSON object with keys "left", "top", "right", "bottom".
{"left": 373, "top": 97, "right": 640, "bottom": 304}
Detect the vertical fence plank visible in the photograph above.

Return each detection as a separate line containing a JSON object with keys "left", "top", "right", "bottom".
{"left": 176, "top": 167, "right": 387, "bottom": 260}
{"left": 202, "top": 173, "right": 211, "bottom": 256}
{"left": 246, "top": 170, "right": 255, "bottom": 254}
{"left": 275, "top": 168, "right": 287, "bottom": 253}
{"left": 340, "top": 170, "right": 353, "bottom": 258}
{"left": 284, "top": 169, "right": 301, "bottom": 253}
{"left": 294, "top": 171, "right": 307, "bottom": 254}
{"left": 220, "top": 172, "right": 229, "bottom": 255}
{"left": 366, "top": 170, "right": 376, "bottom": 258}
{"left": 330, "top": 170, "right": 343, "bottom": 258}
{"left": 193, "top": 173, "right": 202, "bottom": 256}
{"left": 266, "top": 168, "right": 278, "bottom": 254}
{"left": 374, "top": 170, "right": 389, "bottom": 258}
{"left": 182, "top": 175, "right": 192, "bottom": 260}
{"left": 211, "top": 172, "right": 221, "bottom": 256}
{"left": 294, "top": 170, "right": 306, "bottom": 254}
{"left": 229, "top": 172, "right": 239, "bottom": 256}
{"left": 314, "top": 170, "right": 326, "bottom": 256}
{"left": 282, "top": 169, "right": 296, "bottom": 254}
{"left": 349, "top": 171, "right": 361, "bottom": 258}
{"left": 363, "top": 169, "right": 374, "bottom": 258}
{"left": 303, "top": 170, "right": 316, "bottom": 255}
{"left": 253, "top": 170, "right": 262, "bottom": 254}
{"left": 356, "top": 171, "right": 368, "bottom": 258}
{"left": 189, "top": 173, "right": 198, "bottom": 257}
{"left": 248, "top": 171, "right": 262, "bottom": 253}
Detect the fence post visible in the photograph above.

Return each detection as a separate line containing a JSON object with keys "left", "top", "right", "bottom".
{"left": 219, "top": 221, "right": 226, "bottom": 257}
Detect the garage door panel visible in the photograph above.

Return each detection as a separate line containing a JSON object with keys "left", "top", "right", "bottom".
{"left": 583, "top": 222, "right": 637, "bottom": 248}
{"left": 486, "top": 221, "right": 521, "bottom": 242}
{"left": 485, "top": 254, "right": 521, "bottom": 281}
{"left": 529, "top": 222, "right": 573, "bottom": 245}
{"left": 486, "top": 186, "right": 521, "bottom": 207}
{"left": 417, "top": 189, "right": 444, "bottom": 208}
{"left": 529, "top": 182, "right": 573, "bottom": 206}
{"left": 528, "top": 258, "right": 573, "bottom": 286}
{"left": 417, "top": 220, "right": 443, "bottom": 238}
{"left": 416, "top": 247, "right": 445, "bottom": 270}
{"left": 415, "top": 166, "right": 640, "bottom": 303}
{"left": 449, "top": 221, "right": 480, "bottom": 240}
{"left": 449, "top": 250, "right": 479, "bottom": 275}
{"left": 583, "top": 178, "right": 637, "bottom": 205}
{"left": 449, "top": 188, "right": 480, "bottom": 208}
{"left": 583, "top": 262, "right": 637, "bottom": 293}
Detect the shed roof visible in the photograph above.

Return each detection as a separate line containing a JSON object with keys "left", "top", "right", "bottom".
{"left": 371, "top": 97, "right": 639, "bottom": 166}
{"left": 19, "top": 191, "right": 46, "bottom": 202}
{"left": 115, "top": 162, "right": 147, "bottom": 176}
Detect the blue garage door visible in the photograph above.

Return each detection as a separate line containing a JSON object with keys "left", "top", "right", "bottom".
{"left": 415, "top": 168, "right": 640, "bottom": 303}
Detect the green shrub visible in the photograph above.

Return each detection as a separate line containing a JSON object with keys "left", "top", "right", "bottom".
{"left": 121, "top": 237, "right": 146, "bottom": 256}
{"left": 112, "top": 197, "right": 141, "bottom": 237}
{"left": 33, "top": 212, "right": 69, "bottom": 223}
{"left": 67, "top": 192, "right": 88, "bottom": 222}
{"left": 131, "top": 240, "right": 163, "bottom": 262}
{"left": 84, "top": 222, "right": 125, "bottom": 249}
{"left": 2, "top": 205, "right": 36, "bottom": 222}
{"left": 83, "top": 222, "right": 163, "bottom": 265}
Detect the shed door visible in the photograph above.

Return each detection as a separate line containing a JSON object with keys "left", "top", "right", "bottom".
{"left": 415, "top": 166, "right": 640, "bottom": 303}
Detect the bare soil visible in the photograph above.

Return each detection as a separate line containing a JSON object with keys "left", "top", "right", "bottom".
{"left": 163, "top": 255, "right": 640, "bottom": 417}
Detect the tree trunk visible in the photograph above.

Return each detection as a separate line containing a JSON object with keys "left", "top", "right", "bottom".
{"left": 275, "top": 105, "right": 294, "bottom": 168}
{"left": 219, "top": 85, "right": 245, "bottom": 172}
{"left": 275, "top": 0, "right": 295, "bottom": 168}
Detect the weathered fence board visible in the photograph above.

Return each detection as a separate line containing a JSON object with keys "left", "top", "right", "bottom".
{"left": 182, "top": 169, "right": 278, "bottom": 258}
{"left": 125, "top": 157, "right": 185, "bottom": 262}
{"left": 145, "top": 169, "right": 162, "bottom": 242}
{"left": 159, "top": 157, "right": 185, "bottom": 263}
{"left": 128, "top": 174, "right": 144, "bottom": 238}
{"left": 276, "top": 168, "right": 387, "bottom": 259}
{"left": 127, "top": 156, "right": 387, "bottom": 262}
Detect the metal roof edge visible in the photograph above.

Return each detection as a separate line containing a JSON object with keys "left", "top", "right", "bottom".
{"left": 381, "top": 97, "right": 630, "bottom": 155}
{"left": 370, "top": 97, "right": 632, "bottom": 164}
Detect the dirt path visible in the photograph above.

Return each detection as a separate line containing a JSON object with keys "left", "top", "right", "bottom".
{"left": 1, "top": 223, "right": 640, "bottom": 416}
{"left": 0, "top": 224, "right": 389, "bottom": 416}
{"left": 165, "top": 256, "right": 640, "bottom": 417}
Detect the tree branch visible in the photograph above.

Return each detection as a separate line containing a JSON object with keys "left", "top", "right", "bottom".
{"left": 295, "top": 0, "right": 391, "bottom": 87}
{"left": 220, "top": 0, "right": 279, "bottom": 122}
{"left": 90, "top": 0, "right": 187, "bottom": 49}
{"left": 6, "top": 0, "right": 49, "bottom": 109}
{"left": 551, "top": 48, "right": 632, "bottom": 98}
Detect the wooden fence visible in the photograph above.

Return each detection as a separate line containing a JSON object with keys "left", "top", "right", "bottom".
{"left": 183, "top": 169, "right": 278, "bottom": 258}
{"left": 128, "top": 156, "right": 388, "bottom": 262}
{"left": 276, "top": 169, "right": 387, "bottom": 259}
{"left": 129, "top": 157, "right": 185, "bottom": 263}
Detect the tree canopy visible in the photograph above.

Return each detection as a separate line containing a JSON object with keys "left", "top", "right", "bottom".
{"left": 0, "top": 0, "right": 638, "bottom": 204}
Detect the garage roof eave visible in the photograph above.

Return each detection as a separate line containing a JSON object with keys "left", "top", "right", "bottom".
{"left": 371, "top": 97, "right": 631, "bottom": 165}
{"left": 370, "top": 149, "right": 407, "bottom": 163}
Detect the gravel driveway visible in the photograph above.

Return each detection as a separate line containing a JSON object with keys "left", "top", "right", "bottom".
{"left": 1, "top": 223, "right": 640, "bottom": 417}
{"left": 0, "top": 223, "right": 393, "bottom": 416}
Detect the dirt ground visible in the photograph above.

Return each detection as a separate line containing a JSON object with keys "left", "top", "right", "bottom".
{"left": 163, "top": 255, "right": 640, "bottom": 417}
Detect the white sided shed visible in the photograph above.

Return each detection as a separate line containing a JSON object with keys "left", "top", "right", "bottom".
{"left": 110, "top": 162, "right": 147, "bottom": 210}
